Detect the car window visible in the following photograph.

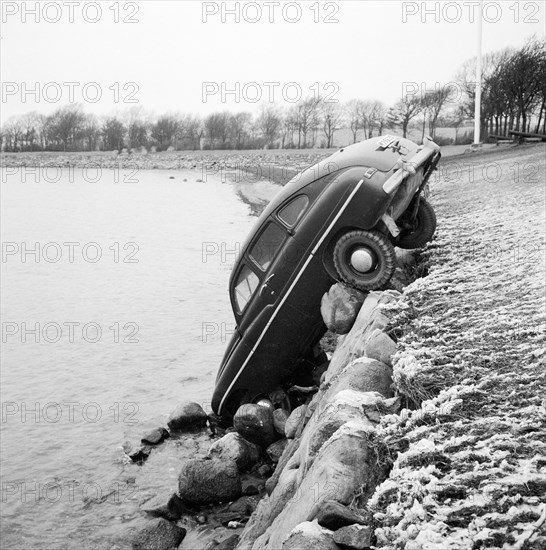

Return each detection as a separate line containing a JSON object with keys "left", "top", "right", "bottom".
{"left": 278, "top": 195, "right": 309, "bottom": 227}
{"left": 249, "top": 222, "right": 285, "bottom": 271}
{"left": 234, "top": 265, "right": 259, "bottom": 313}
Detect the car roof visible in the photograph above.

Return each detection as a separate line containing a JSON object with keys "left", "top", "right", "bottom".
{"left": 231, "top": 135, "right": 420, "bottom": 287}
{"left": 259, "top": 135, "right": 420, "bottom": 220}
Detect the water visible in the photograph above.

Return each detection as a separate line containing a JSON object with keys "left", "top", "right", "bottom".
{"left": 0, "top": 168, "right": 256, "bottom": 549}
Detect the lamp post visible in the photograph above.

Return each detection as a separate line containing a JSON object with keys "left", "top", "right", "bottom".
{"left": 473, "top": 0, "right": 483, "bottom": 147}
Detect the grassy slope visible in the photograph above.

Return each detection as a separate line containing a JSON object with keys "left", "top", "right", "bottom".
{"left": 368, "top": 144, "right": 546, "bottom": 549}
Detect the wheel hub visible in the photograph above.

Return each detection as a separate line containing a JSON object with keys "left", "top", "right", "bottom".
{"left": 350, "top": 248, "right": 375, "bottom": 272}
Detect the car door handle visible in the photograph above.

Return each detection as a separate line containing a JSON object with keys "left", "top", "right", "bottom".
{"left": 259, "top": 274, "right": 275, "bottom": 296}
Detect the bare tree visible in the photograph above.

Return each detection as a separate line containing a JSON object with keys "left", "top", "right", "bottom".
{"left": 294, "top": 97, "right": 321, "bottom": 148}
{"left": 101, "top": 117, "right": 126, "bottom": 151}
{"left": 322, "top": 101, "right": 343, "bottom": 148}
{"left": 388, "top": 95, "right": 422, "bottom": 138}
{"left": 229, "top": 112, "right": 252, "bottom": 149}
{"left": 49, "top": 105, "right": 87, "bottom": 151}
{"left": 345, "top": 99, "right": 363, "bottom": 143}
{"left": 256, "top": 105, "right": 281, "bottom": 148}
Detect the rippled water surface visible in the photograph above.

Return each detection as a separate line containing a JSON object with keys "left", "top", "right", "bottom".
{"left": 0, "top": 168, "right": 256, "bottom": 549}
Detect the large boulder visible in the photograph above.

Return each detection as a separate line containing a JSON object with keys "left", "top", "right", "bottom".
{"left": 333, "top": 524, "right": 373, "bottom": 549}
{"left": 364, "top": 329, "right": 397, "bottom": 367}
{"left": 320, "top": 283, "right": 367, "bottom": 335}
{"left": 132, "top": 518, "right": 186, "bottom": 550}
{"left": 234, "top": 404, "right": 277, "bottom": 447}
{"left": 251, "top": 420, "right": 376, "bottom": 549}
{"left": 285, "top": 404, "right": 306, "bottom": 439}
{"left": 324, "top": 357, "right": 393, "bottom": 401}
{"left": 282, "top": 521, "right": 338, "bottom": 549}
{"left": 209, "top": 432, "right": 262, "bottom": 472}
{"left": 167, "top": 402, "right": 208, "bottom": 432}
{"left": 178, "top": 458, "right": 242, "bottom": 505}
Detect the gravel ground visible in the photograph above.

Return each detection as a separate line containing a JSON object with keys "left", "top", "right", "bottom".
{"left": 367, "top": 144, "right": 546, "bottom": 549}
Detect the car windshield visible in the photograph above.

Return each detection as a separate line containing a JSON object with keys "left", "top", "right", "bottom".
{"left": 278, "top": 195, "right": 309, "bottom": 227}
{"left": 234, "top": 265, "right": 259, "bottom": 313}
{"left": 249, "top": 222, "right": 285, "bottom": 271}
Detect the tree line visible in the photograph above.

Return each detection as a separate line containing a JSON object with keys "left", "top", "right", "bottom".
{"left": 2, "top": 37, "right": 544, "bottom": 153}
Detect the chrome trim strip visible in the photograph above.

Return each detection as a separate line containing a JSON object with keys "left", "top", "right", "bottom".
{"left": 218, "top": 179, "right": 365, "bottom": 414}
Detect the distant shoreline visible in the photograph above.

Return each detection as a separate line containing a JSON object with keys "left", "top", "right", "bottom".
{"left": 0, "top": 149, "right": 330, "bottom": 186}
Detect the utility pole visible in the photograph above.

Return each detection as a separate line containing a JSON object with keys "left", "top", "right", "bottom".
{"left": 473, "top": 0, "right": 483, "bottom": 147}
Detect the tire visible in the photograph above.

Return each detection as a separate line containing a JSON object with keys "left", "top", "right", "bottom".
{"left": 397, "top": 198, "right": 437, "bottom": 249}
{"left": 333, "top": 230, "right": 396, "bottom": 291}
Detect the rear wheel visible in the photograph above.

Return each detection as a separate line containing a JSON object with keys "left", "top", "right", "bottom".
{"left": 333, "top": 230, "right": 396, "bottom": 291}
{"left": 397, "top": 198, "right": 437, "bottom": 249}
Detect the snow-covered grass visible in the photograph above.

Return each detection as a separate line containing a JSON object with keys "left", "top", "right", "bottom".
{"left": 368, "top": 144, "right": 546, "bottom": 549}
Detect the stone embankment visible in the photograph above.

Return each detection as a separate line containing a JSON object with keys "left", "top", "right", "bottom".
{"left": 127, "top": 282, "right": 406, "bottom": 550}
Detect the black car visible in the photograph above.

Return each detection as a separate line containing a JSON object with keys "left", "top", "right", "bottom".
{"left": 212, "top": 135, "right": 441, "bottom": 418}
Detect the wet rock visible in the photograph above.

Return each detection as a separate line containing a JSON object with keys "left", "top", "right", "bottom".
{"left": 141, "top": 492, "right": 192, "bottom": 521}
{"left": 321, "top": 283, "right": 367, "bottom": 335}
{"left": 282, "top": 521, "right": 338, "bottom": 549}
{"left": 364, "top": 329, "right": 397, "bottom": 367}
{"left": 208, "top": 432, "right": 261, "bottom": 472}
{"left": 167, "top": 402, "right": 208, "bottom": 432}
{"left": 316, "top": 501, "right": 370, "bottom": 531}
{"left": 131, "top": 518, "right": 186, "bottom": 550}
{"left": 266, "top": 439, "right": 289, "bottom": 463}
{"left": 285, "top": 404, "right": 306, "bottom": 439}
{"left": 234, "top": 404, "right": 277, "bottom": 447}
{"left": 333, "top": 524, "right": 373, "bottom": 549}
{"left": 178, "top": 458, "right": 241, "bottom": 505}
{"left": 123, "top": 442, "right": 153, "bottom": 464}
{"left": 273, "top": 408, "right": 289, "bottom": 435}
{"left": 141, "top": 427, "right": 170, "bottom": 445}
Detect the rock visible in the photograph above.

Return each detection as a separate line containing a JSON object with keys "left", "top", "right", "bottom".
{"left": 167, "top": 402, "right": 208, "bottom": 432}
{"left": 228, "top": 495, "right": 256, "bottom": 515}
{"left": 282, "top": 521, "right": 338, "bottom": 549}
{"left": 208, "top": 432, "right": 261, "bottom": 472}
{"left": 273, "top": 408, "right": 289, "bottom": 435}
{"left": 316, "top": 501, "right": 370, "bottom": 531}
{"left": 123, "top": 443, "right": 153, "bottom": 464}
{"left": 333, "top": 524, "right": 373, "bottom": 549}
{"left": 364, "top": 329, "right": 397, "bottom": 367}
{"left": 250, "top": 421, "right": 374, "bottom": 549}
{"left": 141, "top": 427, "right": 170, "bottom": 445}
{"left": 241, "top": 476, "right": 263, "bottom": 495}
{"left": 141, "top": 492, "right": 193, "bottom": 521}
{"left": 321, "top": 283, "right": 367, "bottom": 335}
{"left": 266, "top": 439, "right": 289, "bottom": 463}
{"left": 285, "top": 404, "right": 306, "bottom": 439}
{"left": 196, "top": 514, "right": 207, "bottom": 524}
{"left": 233, "top": 404, "right": 277, "bottom": 447}
{"left": 256, "top": 464, "right": 273, "bottom": 478}
{"left": 131, "top": 518, "right": 186, "bottom": 550}
{"left": 215, "top": 534, "right": 240, "bottom": 549}
{"left": 325, "top": 357, "right": 393, "bottom": 400}
{"left": 178, "top": 458, "right": 241, "bottom": 505}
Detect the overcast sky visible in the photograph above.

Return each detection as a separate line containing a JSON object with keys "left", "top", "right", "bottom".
{"left": 1, "top": 0, "right": 545, "bottom": 120}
